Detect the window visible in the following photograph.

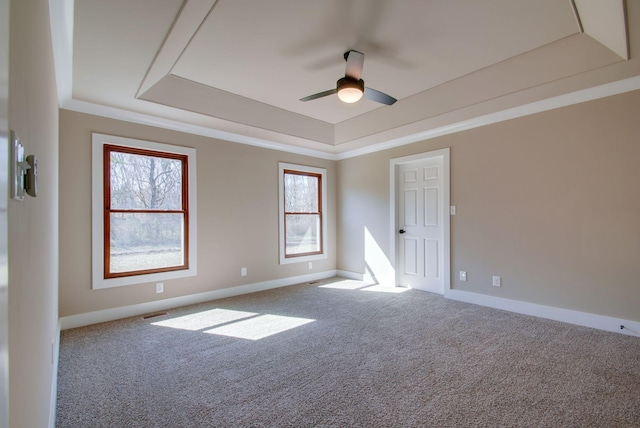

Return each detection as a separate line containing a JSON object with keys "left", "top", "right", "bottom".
{"left": 92, "top": 134, "right": 197, "bottom": 289}
{"left": 104, "top": 145, "right": 188, "bottom": 277}
{"left": 278, "top": 163, "right": 327, "bottom": 264}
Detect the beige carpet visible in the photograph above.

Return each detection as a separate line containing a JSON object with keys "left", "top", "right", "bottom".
{"left": 56, "top": 278, "right": 640, "bottom": 427}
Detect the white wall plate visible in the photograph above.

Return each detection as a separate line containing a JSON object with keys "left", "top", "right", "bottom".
{"left": 10, "top": 130, "right": 25, "bottom": 201}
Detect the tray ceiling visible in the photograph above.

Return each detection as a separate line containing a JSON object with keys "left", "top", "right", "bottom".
{"left": 59, "top": 0, "right": 636, "bottom": 157}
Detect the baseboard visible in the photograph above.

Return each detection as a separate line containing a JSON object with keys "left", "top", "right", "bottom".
{"left": 60, "top": 270, "right": 337, "bottom": 330}
{"left": 445, "top": 288, "right": 640, "bottom": 337}
{"left": 336, "top": 270, "right": 364, "bottom": 281}
{"left": 49, "top": 321, "right": 61, "bottom": 428}
{"left": 59, "top": 271, "right": 639, "bottom": 337}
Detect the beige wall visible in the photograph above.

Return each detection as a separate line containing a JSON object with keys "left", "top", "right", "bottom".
{"left": 61, "top": 91, "right": 640, "bottom": 323}
{"left": 337, "top": 90, "right": 640, "bottom": 322}
{"left": 8, "top": 0, "right": 60, "bottom": 426}
{"left": 59, "top": 110, "right": 336, "bottom": 317}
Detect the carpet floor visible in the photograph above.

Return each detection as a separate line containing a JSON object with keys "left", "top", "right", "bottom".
{"left": 56, "top": 278, "right": 640, "bottom": 427}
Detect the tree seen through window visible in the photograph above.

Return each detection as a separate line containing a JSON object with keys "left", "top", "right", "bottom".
{"left": 105, "top": 145, "right": 189, "bottom": 277}
{"left": 283, "top": 170, "right": 322, "bottom": 257}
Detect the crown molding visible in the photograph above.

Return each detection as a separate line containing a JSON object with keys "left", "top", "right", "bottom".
{"left": 50, "top": 0, "right": 640, "bottom": 162}
{"left": 61, "top": 98, "right": 338, "bottom": 160}
{"left": 335, "top": 75, "right": 640, "bottom": 160}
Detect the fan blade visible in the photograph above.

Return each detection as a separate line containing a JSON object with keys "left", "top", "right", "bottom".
{"left": 345, "top": 50, "right": 364, "bottom": 80}
{"left": 364, "top": 87, "right": 397, "bottom": 105}
{"left": 300, "top": 89, "right": 337, "bottom": 102}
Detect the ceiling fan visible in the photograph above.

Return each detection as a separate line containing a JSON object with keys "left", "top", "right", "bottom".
{"left": 300, "top": 50, "right": 397, "bottom": 105}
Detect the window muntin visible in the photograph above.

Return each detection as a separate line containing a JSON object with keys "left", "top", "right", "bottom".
{"left": 104, "top": 145, "right": 189, "bottom": 278}
{"left": 283, "top": 170, "right": 322, "bottom": 257}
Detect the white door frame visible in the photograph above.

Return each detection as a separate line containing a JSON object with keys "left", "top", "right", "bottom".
{"left": 390, "top": 148, "right": 451, "bottom": 293}
{"left": 0, "top": 0, "right": 9, "bottom": 423}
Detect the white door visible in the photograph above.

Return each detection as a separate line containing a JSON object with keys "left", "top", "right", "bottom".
{"left": 397, "top": 156, "right": 445, "bottom": 293}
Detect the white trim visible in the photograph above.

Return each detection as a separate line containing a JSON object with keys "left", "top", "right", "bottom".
{"left": 60, "top": 270, "right": 337, "bottom": 330}
{"left": 0, "top": 0, "right": 9, "bottom": 425}
{"left": 445, "top": 288, "right": 640, "bottom": 337}
{"left": 339, "top": 269, "right": 401, "bottom": 285}
{"left": 336, "top": 75, "right": 640, "bottom": 160}
{"left": 47, "top": 0, "right": 640, "bottom": 163}
{"left": 60, "top": 268, "right": 640, "bottom": 337}
{"left": 48, "top": 322, "right": 61, "bottom": 428}
{"left": 49, "top": 0, "right": 74, "bottom": 107}
{"left": 136, "top": 0, "right": 217, "bottom": 97}
{"left": 60, "top": 76, "right": 640, "bottom": 163}
{"left": 390, "top": 148, "right": 451, "bottom": 292}
{"left": 336, "top": 270, "right": 364, "bottom": 281}
{"left": 91, "top": 133, "right": 198, "bottom": 289}
{"left": 63, "top": 99, "right": 337, "bottom": 161}
{"left": 278, "top": 162, "right": 328, "bottom": 265}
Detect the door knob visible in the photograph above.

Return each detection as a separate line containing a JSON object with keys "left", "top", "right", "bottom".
{"left": 399, "top": 229, "right": 406, "bottom": 234}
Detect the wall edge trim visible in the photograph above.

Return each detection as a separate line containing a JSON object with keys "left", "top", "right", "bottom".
{"left": 336, "top": 75, "right": 640, "bottom": 160}
{"left": 49, "top": 321, "right": 61, "bottom": 428}
{"left": 336, "top": 270, "right": 364, "bottom": 280}
{"left": 445, "top": 288, "right": 640, "bottom": 337}
{"left": 60, "top": 270, "right": 337, "bottom": 330}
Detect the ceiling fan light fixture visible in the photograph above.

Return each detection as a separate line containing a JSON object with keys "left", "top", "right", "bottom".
{"left": 337, "top": 77, "right": 364, "bottom": 103}
{"left": 301, "top": 53, "right": 395, "bottom": 105}
{"left": 338, "top": 87, "right": 363, "bottom": 103}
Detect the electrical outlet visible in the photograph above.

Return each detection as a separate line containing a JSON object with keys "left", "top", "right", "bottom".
{"left": 241, "top": 267, "right": 247, "bottom": 277}
{"left": 492, "top": 276, "right": 501, "bottom": 287}
{"left": 308, "top": 262, "right": 313, "bottom": 270}
{"left": 459, "top": 271, "right": 467, "bottom": 281}
{"left": 450, "top": 206, "right": 456, "bottom": 215}
{"left": 155, "top": 282, "right": 164, "bottom": 293}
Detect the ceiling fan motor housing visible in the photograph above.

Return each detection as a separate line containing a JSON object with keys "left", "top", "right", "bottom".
{"left": 337, "top": 77, "right": 365, "bottom": 92}
{"left": 336, "top": 77, "right": 365, "bottom": 103}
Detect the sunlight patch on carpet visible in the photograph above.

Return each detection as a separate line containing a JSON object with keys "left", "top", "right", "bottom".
{"left": 318, "top": 279, "right": 374, "bottom": 290}
{"left": 319, "top": 279, "right": 409, "bottom": 293}
{"left": 361, "top": 284, "right": 410, "bottom": 293}
{"left": 151, "top": 308, "right": 257, "bottom": 331}
{"left": 204, "top": 314, "right": 315, "bottom": 340}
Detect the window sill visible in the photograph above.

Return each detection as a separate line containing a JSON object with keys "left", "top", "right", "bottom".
{"left": 279, "top": 252, "right": 327, "bottom": 265}
{"left": 92, "top": 266, "right": 197, "bottom": 290}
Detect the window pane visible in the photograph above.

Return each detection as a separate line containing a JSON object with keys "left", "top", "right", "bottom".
{"left": 109, "top": 212, "right": 184, "bottom": 273}
{"left": 110, "top": 151, "right": 183, "bottom": 210}
{"left": 285, "top": 214, "right": 320, "bottom": 255}
{"left": 284, "top": 173, "right": 318, "bottom": 212}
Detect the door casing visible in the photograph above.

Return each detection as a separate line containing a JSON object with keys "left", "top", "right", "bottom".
{"left": 390, "top": 148, "right": 451, "bottom": 293}
{"left": 0, "top": 0, "right": 10, "bottom": 423}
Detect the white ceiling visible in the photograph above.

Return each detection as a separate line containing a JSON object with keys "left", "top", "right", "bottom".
{"left": 56, "top": 0, "right": 638, "bottom": 158}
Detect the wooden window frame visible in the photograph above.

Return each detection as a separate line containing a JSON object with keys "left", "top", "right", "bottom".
{"left": 92, "top": 133, "right": 197, "bottom": 290}
{"left": 283, "top": 169, "right": 323, "bottom": 258}
{"left": 278, "top": 162, "right": 327, "bottom": 265}
{"left": 103, "top": 144, "right": 189, "bottom": 279}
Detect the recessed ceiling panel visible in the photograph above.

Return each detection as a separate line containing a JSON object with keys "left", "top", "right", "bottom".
{"left": 66, "top": 0, "right": 638, "bottom": 155}
{"left": 172, "top": 0, "right": 579, "bottom": 124}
